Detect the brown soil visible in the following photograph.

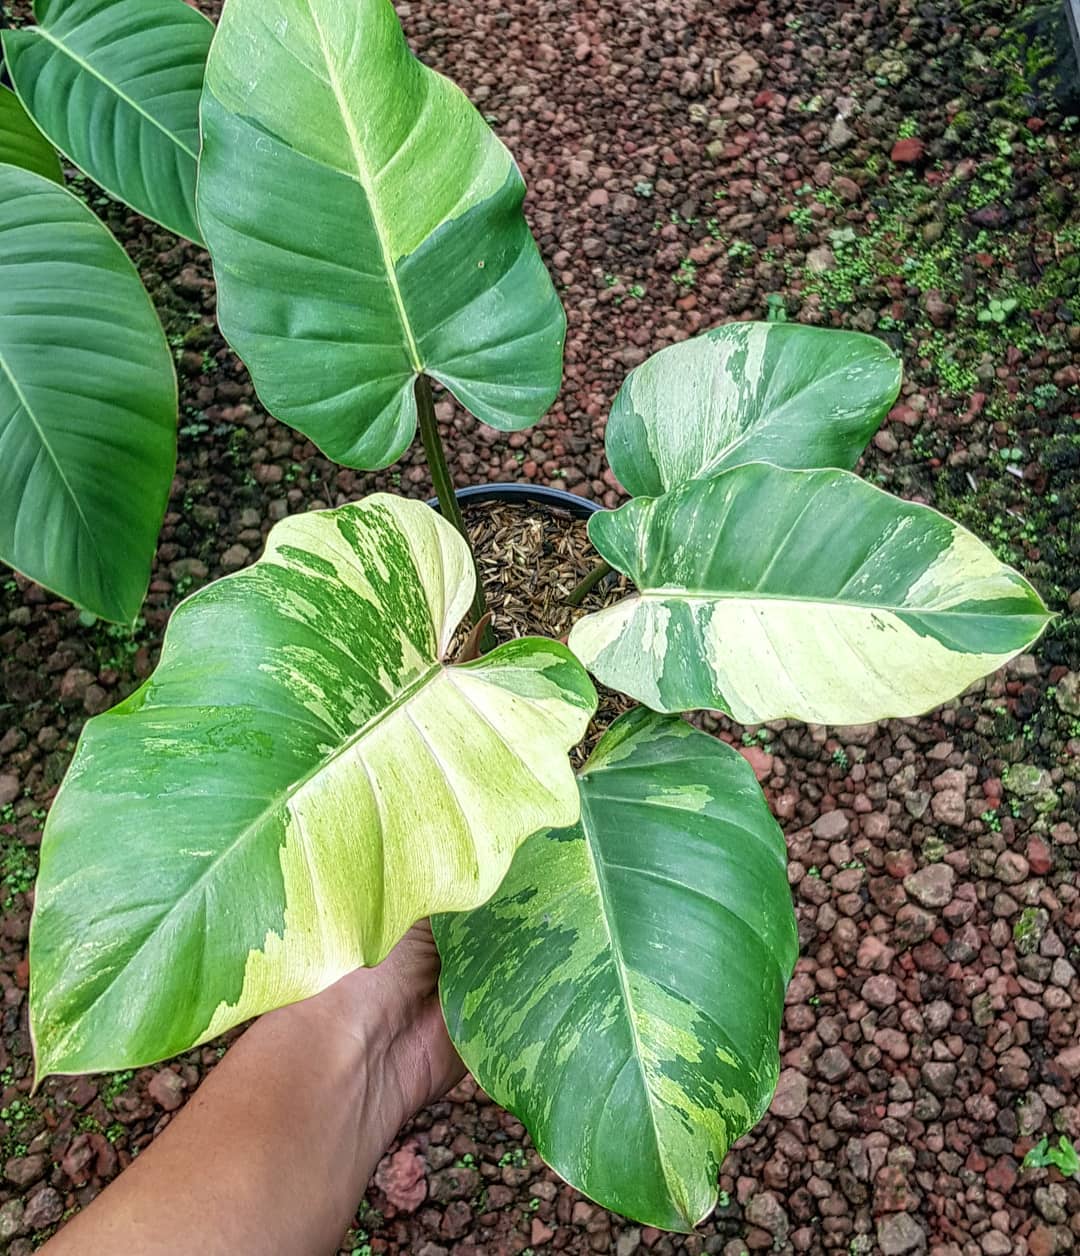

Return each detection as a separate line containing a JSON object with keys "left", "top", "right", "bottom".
{"left": 457, "top": 499, "right": 634, "bottom": 757}
{"left": 459, "top": 499, "right": 626, "bottom": 647}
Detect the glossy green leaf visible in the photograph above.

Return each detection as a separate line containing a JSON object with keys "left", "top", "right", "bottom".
{"left": 606, "top": 322, "right": 902, "bottom": 497}
{"left": 31, "top": 495, "right": 596, "bottom": 1078}
{"left": 197, "top": 0, "right": 565, "bottom": 470}
{"left": 0, "top": 85, "right": 63, "bottom": 182}
{"left": 0, "top": 164, "right": 176, "bottom": 623}
{"left": 435, "top": 708, "right": 797, "bottom": 1231}
{"left": 2, "top": 0, "right": 212, "bottom": 242}
{"left": 568, "top": 463, "right": 1051, "bottom": 724}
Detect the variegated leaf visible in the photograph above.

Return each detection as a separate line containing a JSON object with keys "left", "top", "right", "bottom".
{"left": 0, "top": 85, "right": 63, "bottom": 183}
{"left": 435, "top": 708, "right": 798, "bottom": 1231}
{"left": 30, "top": 495, "right": 596, "bottom": 1078}
{"left": 3, "top": 0, "right": 213, "bottom": 242}
{"left": 606, "top": 322, "right": 901, "bottom": 497}
{"left": 197, "top": 0, "right": 565, "bottom": 470}
{"left": 568, "top": 463, "right": 1051, "bottom": 724}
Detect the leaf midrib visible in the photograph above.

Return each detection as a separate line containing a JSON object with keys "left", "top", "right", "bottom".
{"left": 303, "top": 0, "right": 423, "bottom": 373}
{"left": 25, "top": 25, "right": 198, "bottom": 160}
{"left": 578, "top": 787, "right": 693, "bottom": 1230}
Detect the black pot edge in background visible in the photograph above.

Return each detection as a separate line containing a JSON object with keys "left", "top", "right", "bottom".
{"left": 427, "top": 481, "right": 601, "bottom": 519}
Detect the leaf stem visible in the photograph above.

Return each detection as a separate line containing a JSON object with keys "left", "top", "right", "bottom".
{"left": 414, "top": 375, "right": 495, "bottom": 653}
{"left": 567, "top": 559, "right": 613, "bottom": 607}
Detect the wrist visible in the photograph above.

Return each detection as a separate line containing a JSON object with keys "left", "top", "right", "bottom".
{"left": 270, "top": 968, "right": 439, "bottom": 1119}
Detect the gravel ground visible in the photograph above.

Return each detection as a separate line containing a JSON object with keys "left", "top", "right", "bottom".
{"left": 2, "top": 1, "right": 1079, "bottom": 1253}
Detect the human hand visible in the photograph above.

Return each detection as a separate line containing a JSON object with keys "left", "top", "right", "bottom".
{"left": 286, "top": 921, "right": 465, "bottom": 1118}
{"left": 39, "top": 926, "right": 466, "bottom": 1256}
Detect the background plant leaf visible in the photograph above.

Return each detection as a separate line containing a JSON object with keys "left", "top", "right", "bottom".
{"left": 435, "top": 707, "right": 798, "bottom": 1231}
{"left": 606, "top": 322, "right": 902, "bottom": 497}
{"left": 197, "top": 0, "right": 565, "bottom": 470}
{"left": 30, "top": 496, "right": 595, "bottom": 1079}
{"left": 0, "top": 163, "right": 176, "bottom": 623}
{"left": 569, "top": 463, "right": 1051, "bottom": 723}
{"left": 2, "top": 0, "right": 212, "bottom": 242}
{"left": 1022, "top": 1135, "right": 1080, "bottom": 1176}
{"left": 0, "top": 85, "right": 63, "bottom": 182}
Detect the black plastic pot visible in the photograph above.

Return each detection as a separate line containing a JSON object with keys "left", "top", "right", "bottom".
{"left": 1066, "top": 1, "right": 1080, "bottom": 86}
{"left": 427, "top": 481, "right": 601, "bottom": 518}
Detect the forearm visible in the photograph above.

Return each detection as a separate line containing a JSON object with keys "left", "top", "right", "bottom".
{"left": 41, "top": 997, "right": 413, "bottom": 1256}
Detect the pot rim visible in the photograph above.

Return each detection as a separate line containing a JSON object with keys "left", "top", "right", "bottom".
{"left": 426, "top": 481, "right": 600, "bottom": 518}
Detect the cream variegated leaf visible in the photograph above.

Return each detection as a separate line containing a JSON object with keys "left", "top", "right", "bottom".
{"left": 568, "top": 463, "right": 1051, "bottom": 724}
{"left": 30, "top": 496, "right": 596, "bottom": 1078}
{"left": 606, "top": 322, "right": 901, "bottom": 497}
{"left": 435, "top": 708, "right": 798, "bottom": 1231}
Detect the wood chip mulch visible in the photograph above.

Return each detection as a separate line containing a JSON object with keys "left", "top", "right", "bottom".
{"left": 458, "top": 500, "right": 635, "bottom": 758}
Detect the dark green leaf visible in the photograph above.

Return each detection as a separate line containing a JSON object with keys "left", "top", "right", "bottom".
{"left": 0, "top": 164, "right": 176, "bottom": 622}
{"left": 3, "top": 0, "right": 212, "bottom": 241}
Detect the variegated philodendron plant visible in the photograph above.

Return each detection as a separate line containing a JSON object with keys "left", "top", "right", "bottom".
{"left": 3, "top": 0, "right": 1051, "bottom": 1234}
